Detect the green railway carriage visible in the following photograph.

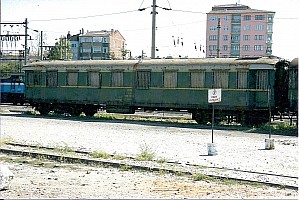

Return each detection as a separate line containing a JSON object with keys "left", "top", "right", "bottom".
{"left": 23, "top": 57, "right": 287, "bottom": 125}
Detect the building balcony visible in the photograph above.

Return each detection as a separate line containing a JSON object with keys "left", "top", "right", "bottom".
{"left": 231, "top": 40, "right": 240, "bottom": 44}
{"left": 231, "top": 19, "right": 241, "bottom": 24}
{"left": 231, "top": 30, "right": 241, "bottom": 34}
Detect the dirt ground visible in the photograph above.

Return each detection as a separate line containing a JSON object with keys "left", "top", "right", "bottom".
{"left": 0, "top": 156, "right": 297, "bottom": 199}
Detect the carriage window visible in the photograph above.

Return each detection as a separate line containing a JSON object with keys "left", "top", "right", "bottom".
{"left": 213, "top": 71, "right": 228, "bottom": 88}
{"left": 190, "top": 71, "right": 205, "bottom": 88}
{"left": 88, "top": 71, "right": 101, "bottom": 87}
{"left": 256, "top": 70, "right": 268, "bottom": 89}
{"left": 163, "top": 71, "right": 177, "bottom": 88}
{"left": 111, "top": 71, "right": 123, "bottom": 87}
{"left": 137, "top": 71, "right": 150, "bottom": 89}
{"left": 237, "top": 71, "right": 248, "bottom": 89}
{"left": 67, "top": 71, "right": 78, "bottom": 86}
{"left": 26, "top": 71, "right": 34, "bottom": 86}
{"left": 32, "top": 71, "right": 42, "bottom": 85}
{"left": 289, "top": 69, "right": 297, "bottom": 89}
{"left": 46, "top": 71, "right": 58, "bottom": 87}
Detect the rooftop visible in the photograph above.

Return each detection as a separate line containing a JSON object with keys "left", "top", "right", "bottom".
{"left": 208, "top": 3, "right": 275, "bottom": 14}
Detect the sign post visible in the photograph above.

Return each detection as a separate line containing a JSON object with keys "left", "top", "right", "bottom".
{"left": 207, "top": 88, "right": 222, "bottom": 155}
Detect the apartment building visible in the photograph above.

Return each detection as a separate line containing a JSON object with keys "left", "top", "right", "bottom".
{"left": 206, "top": 4, "right": 275, "bottom": 58}
{"left": 70, "top": 29, "right": 125, "bottom": 60}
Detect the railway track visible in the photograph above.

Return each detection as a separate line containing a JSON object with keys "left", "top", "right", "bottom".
{"left": 0, "top": 142, "right": 297, "bottom": 190}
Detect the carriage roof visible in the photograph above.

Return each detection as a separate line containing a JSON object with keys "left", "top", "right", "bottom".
{"left": 24, "top": 57, "right": 281, "bottom": 68}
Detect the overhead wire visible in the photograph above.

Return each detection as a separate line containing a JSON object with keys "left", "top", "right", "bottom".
{"left": 30, "top": 9, "right": 141, "bottom": 22}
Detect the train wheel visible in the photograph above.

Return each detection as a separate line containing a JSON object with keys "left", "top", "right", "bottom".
{"left": 37, "top": 104, "right": 50, "bottom": 115}
{"left": 84, "top": 106, "right": 97, "bottom": 117}
{"left": 193, "top": 112, "right": 208, "bottom": 124}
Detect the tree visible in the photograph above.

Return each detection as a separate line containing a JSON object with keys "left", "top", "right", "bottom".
{"left": 47, "top": 37, "right": 71, "bottom": 60}
{"left": 0, "top": 62, "right": 21, "bottom": 77}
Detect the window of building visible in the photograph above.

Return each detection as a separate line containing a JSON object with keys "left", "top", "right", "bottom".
{"left": 209, "top": 45, "right": 217, "bottom": 51}
{"left": 46, "top": 71, "right": 58, "bottom": 87}
{"left": 88, "top": 71, "right": 101, "bottom": 87}
{"left": 237, "top": 71, "right": 248, "bottom": 89}
{"left": 213, "top": 71, "right": 229, "bottom": 88}
{"left": 255, "top": 15, "right": 265, "bottom": 20}
{"left": 243, "top": 25, "right": 250, "bottom": 31}
{"left": 103, "top": 47, "right": 109, "bottom": 53}
{"left": 93, "top": 46, "right": 102, "bottom": 53}
{"left": 82, "top": 48, "right": 91, "bottom": 53}
{"left": 232, "top": 26, "right": 241, "bottom": 33}
{"left": 111, "top": 71, "right": 123, "bottom": 87}
{"left": 243, "top": 45, "right": 250, "bottom": 51}
{"left": 267, "top": 35, "right": 272, "bottom": 43}
{"left": 254, "top": 35, "right": 264, "bottom": 40}
{"left": 71, "top": 44, "right": 77, "bottom": 48}
{"left": 255, "top": 25, "right": 264, "bottom": 30}
{"left": 224, "top": 16, "right": 229, "bottom": 21}
{"left": 67, "top": 71, "right": 78, "bottom": 86}
{"left": 223, "top": 35, "right": 228, "bottom": 41}
{"left": 243, "top": 15, "right": 251, "bottom": 21}
{"left": 209, "top": 16, "right": 218, "bottom": 21}
{"left": 231, "top": 35, "right": 240, "bottom": 42}
{"left": 267, "top": 24, "right": 273, "bottom": 33}
{"left": 80, "top": 37, "right": 92, "bottom": 43}
{"left": 232, "top": 15, "right": 241, "bottom": 23}
{"left": 256, "top": 70, "right": 268, "bottom": 90}
{"left": 209, "top": 35, "right": 217, "bottom": 41}
{"left": 254, "top": 45, "right": 264, "bottom": 51}
{"left": 93, "top": 37, "right": 102, "bottom": 43}
{"left": 232, "top": 45, "right": 240, "bottom": 51}
{"left": 102, "top": 37, "right": 108, "bottom": 43}
{"left": 267, "top": 15, "right": 274, "bottom": 22}
{"left": 209, "top": 26, "right": 217, "bottom": 31}
{"left": 190, "top": 71, "right": 205, "bottom": 88}
{"left": 243, "top": 35, "right": 250, "bottom": 41}
{"left": 223, "top": 45, "right": 228, "bottom": 51}
{"left": 223, "top": 25, "right": 229, "bottom": 31}
{"left": 137, "top": 71, "right": 151, "bottom": 89}
{"left": 163, "top": 71, "right": 177, "bottom": 88}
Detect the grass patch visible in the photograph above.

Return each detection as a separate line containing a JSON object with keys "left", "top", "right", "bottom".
{"left": 94, "top": 113, "right": 117, "bottom": 120}
{"left": 156, "top": 157, "right": 168, "bottom": 163}
{"left": 136, "top": 143, "right": 156, "bottom": 161}
{"left": 191, "top": 173, "right": 212, "bottom": 181}
{"left": 90, "top": 150, "right": 111, "bottom": 159}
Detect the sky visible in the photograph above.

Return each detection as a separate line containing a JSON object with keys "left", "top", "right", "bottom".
{"left": 1, "top": 0, "right": 299, "bottom": 60}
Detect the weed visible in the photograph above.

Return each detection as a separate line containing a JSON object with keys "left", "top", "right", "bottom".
{"left": 156, "top": 157, "right": 168, "bottom": 163}
{"left": 191, "top": 173, "right": 211, "bottom": 181}
{"left": 113, "top": 154, "right": 126, "bottom": 160}
{"left": 90, "top": 150, "right": 111, "bottom": 159}
{"left": 136, "top": 143, "right": 156, "bottom": 161}
{"left": 120, "top": 164, "right": 132, "bottom": 171}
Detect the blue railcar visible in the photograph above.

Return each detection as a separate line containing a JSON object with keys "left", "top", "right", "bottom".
{"left": 0, "top": 73, "right": 25, "bottom": 105}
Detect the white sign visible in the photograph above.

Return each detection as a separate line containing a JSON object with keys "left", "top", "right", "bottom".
{"left": 208, "top": 88, "right": 222, "bottom": 103}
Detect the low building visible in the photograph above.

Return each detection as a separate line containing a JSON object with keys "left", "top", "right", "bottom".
{"left": 70, "top": 29, "right": 125, "bottom": 60}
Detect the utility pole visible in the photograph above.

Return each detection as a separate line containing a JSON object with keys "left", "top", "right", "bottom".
{"left": 216, "top": 18, "right": 221, "bottom": 58}
{"left": 24, "top": 18, "right": 28, "bottom": 65}
{"left": 64, "top": 36, "right": 67, "bottom": 59}
{"left": 60, "top": 36, "right": 62, "bottom": 60}
{"left": 40, "top": 31, "right": 43, "bottom": 60}
{"left": 151, "top": 0, "right": 157, "bottom": 59}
